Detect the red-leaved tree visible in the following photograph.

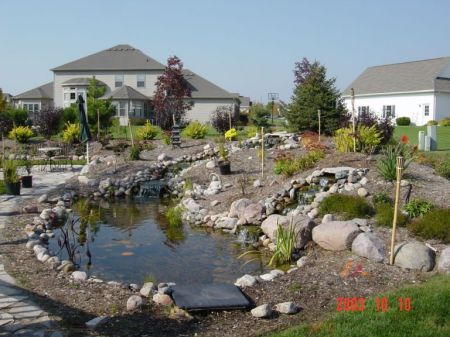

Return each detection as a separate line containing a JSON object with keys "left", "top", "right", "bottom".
{"left": 153, "top": 56, "right": 192, "bottom": 130}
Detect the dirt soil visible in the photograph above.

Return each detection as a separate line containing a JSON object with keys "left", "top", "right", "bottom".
{"left": 1, "top": 139, "right": 449, "bottom": 337}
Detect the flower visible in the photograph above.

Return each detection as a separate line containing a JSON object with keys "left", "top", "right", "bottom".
{"left": 401, "top": 135, "right": 409, "bottom": 143}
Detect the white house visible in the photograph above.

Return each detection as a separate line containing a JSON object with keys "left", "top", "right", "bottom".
{"left": 343, "top": 57, "right": 450, "bottom": 126}
{"left": 13, "top": 44, "right": 248, "bottom": 125}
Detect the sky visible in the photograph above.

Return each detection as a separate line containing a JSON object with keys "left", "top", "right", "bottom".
{"left": 1, "top": 0, "right": 450, "bottom": 103}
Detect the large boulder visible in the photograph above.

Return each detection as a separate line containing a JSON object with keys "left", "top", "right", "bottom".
{"left": 312, "top": 221, "right": 361, "bottom": 251}
{"left": 182, "top": 198, "right": 201, "bottom": 213}
{"left": 241, "top": 203, "right": 264, "bottom": 225}
{"left": 351, "top": 233, "right": 386, "bottom": 262}
{"left": 437, "top": 247, "right": 450, "bottom": 275}
{"left": 215, "top": 217, "right": 238, "bottom": 230}
{"left": 261, "top": 214, "right": 316, "bottom": 249}
{"left": 228, "top": 198, "right": 253, "bottom": 218}
{"left": 394, "top": 242, "right": 435, "bottom": 271}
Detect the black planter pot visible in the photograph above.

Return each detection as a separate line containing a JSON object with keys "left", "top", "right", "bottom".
{"left": 218, "top": 161, "right": 231, "bottom": 175}
{"left": 5, "top": 182, "right": 21, "bottom": 195}
{"left": 21, "top": 175, "right": 33, "bottom": 188}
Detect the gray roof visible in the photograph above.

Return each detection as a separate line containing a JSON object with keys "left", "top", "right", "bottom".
{"left": 51, "top": 44, "right": 165, "bottom": 72}
{"left": 102, "top": 85, "right": 151, "bottom": 101}
{"left": 62, "top": 77, "right": 106, "bottom": 86}
{"left": 14, "top": 82, "right": 53, "bottom": 100}
{"left": 343, "top": 57, "right": 450, "bottom": 96}
{"left": 2, "top": 93, "right": 13, "bottom": 101}
{"left": 183, "top": 69, "right": 235, "bottom": 99}
{"left": 238, "top": 96, "right": 251, "bottom": 106}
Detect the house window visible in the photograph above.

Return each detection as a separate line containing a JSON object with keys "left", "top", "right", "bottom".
{"left": 137, "top": 74, "right": 145, "bottom": 88}
{"left": 70, "top": 92, "right": 76, "bottom": 100}
{"left": 118, "top": 102, "right": 126, "bottom": 116}
{"left": 115, "top": 75, "right": 123, "bottom": 88}
{"left": 23, "top": 103, "right": 40, "bottom": 114}
{"left": 357, "top": 106, "right": 370, "bottom": 117}
{"left": 383, "top": 105, "right": 395, "bottom": 118}
{"left": 424, "top": 104, "right": 430, "bottom": 116}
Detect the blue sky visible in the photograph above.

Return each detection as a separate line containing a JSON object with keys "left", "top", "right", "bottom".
{"left": 1, "top": 0, "right": 449, "bottom": 103}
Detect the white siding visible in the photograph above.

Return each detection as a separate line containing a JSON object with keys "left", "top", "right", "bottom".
{"left": 343, "top": 92, "right": 435, "bottom": 126}
{"left": 435, "top": 93, "right": 450, "bottom": 121}
{"left": 53, "top": 70, "right": 163, "bottom": 107}
{"left": 186, "top": 98, "right": 236, "bottom": 123}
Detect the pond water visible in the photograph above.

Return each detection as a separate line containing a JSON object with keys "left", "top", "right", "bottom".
{"left": 49, "top": 198, "right": 270, "bottom": 285}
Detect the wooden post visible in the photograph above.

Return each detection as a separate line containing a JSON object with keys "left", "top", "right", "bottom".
{"left": 351, "top": 88, "right": 356, "bottom": 152}
{"left": 86, "top": 141, "right": 89, "bottom": 164}
{"left": 261, "top": 127, "right": 264, "bottom": 179}
{"left": 1, "top": 132, "right": 4, "bottom": 161}
{"left": 97, "top": 108, "right": 100, "bottom": 141}
{"left": 229, "top": 107, "right": 232, "bottom": 130}
{"left": 318, "top": 109, "right": 321, "bottom": 142}
{"left": 389, "top": 156, "right": 404, "bottom": 265}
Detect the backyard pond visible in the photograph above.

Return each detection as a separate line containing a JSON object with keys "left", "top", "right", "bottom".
{"left": 48, "top": 198, "right": 270, "bottom": 285}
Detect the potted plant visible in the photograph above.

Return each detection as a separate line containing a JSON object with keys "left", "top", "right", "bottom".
{"left": 217, "top": 143, "right": 231, "bottom": 175}
{"left": 21, "top": 157, "right": 33, "bottom": 188}
{"left": 3, "top": 160, "right": 21, "bottom": 195}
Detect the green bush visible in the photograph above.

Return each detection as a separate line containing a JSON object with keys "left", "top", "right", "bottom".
{"left": 427, "top": 120, "right": 438, "bottom": 126}
{"left": 62, "top": 105, "right": 78, "bottom": 125}
{"left": 372, "top": 192, "right": 392, "bottom": 205}
{"left": 439, "top": 117, "right": 450, "bottom": 127}
{"left": 246, "top": 125, "right": 259, "bottom": 138}
{"left": 182, "top": 121, "right": 208, "bottom": 139}
{"left": 404, "top": 199, "right": 433, "bottom": 218}
{"left": 3, "top": 160, "right": 20, "bottom": 183}
{"left": 375, "top": 202, "right": 407, "bottom": 227}
{"left": 319, "top": 194, "right": 373, "bottom": 220}
{"left": 274, "top": 150, "right": 324, "bottom": 177}
{"left": 8, "top": 126, "right": 33, "bottom": 143}
{"left": 408, "top": 208, "right": 450, "bottom": 242}
{"left": 334, "top": 125, "right": 381, "bottom": 153}
{"left": 62, "top": 122, "right": 80, "bottom": 144}
{"left": 224, "top": 128, "right": 238, "bottom": 141}
{"left": 166, "top": 205, "right": 183, "bottom": 227}
{"left": 334, "top": 127, "right": 353, "bottom": 153}
{"left": 130, "top": 117, "right": 147, "bottom": 126}
{"left": 136, "top": 120, "right": 160, "bottom": 140}
{"left": 396, "top": 117, "right": 411, "bottom": 126}
{"left": 129, "top": 145, "right": 140, "bottom": 160}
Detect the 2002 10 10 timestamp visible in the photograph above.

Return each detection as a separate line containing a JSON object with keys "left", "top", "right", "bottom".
{"left": 336, "top": 297, "right": 412, "bottom": 312}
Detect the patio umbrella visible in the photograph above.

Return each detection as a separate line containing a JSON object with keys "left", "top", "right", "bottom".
{"left": 77, "top": 94, "right": 92, "bottom": 163}
{"left": 77, "top": 94, "right": 92, "bottom": 143}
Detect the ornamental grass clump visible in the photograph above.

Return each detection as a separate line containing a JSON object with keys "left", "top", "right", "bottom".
{"left": 274, "top": 150, "right": 324, "bottom": 177}
{"left": 136, "top": 120, "right": 160, "bottom": 140}
{"left": 269, "top": 222, "right": 297, "bottom": 267}
{"left": 319, "top": 194, "right": 373, "bottom": 220}
{"left": 377, "top": 136, "right": 416, "bottom": 181}
{"left": 182, "top": 121, "right": 208, "bottom": 139}
{"left": 407, "top": 208, "right": 450, "bottom": 242}
{"left": 403, "top": 199, "right": 434, "bottom": 218}
{"left": 375, "top": 202, "right": 407, "bottom": 227}
{"left": 166, "top": 205, "right": 184, "bottom": 227}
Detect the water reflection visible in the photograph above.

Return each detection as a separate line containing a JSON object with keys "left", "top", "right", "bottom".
{"left": 50, "top": 198, "right": 269, "bottom": 284}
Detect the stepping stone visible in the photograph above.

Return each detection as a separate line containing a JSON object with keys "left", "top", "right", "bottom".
{"left": 0, "top": 296, "right": 27, "bottom": 309}
{"left": 172, "top": 283, "right": 252, "bottom": 311}
{"left": 8, "top": 302, "right": 43, "bottom": 319}
{"left": 0, "top": 313, "right": 14, "bottom": 327}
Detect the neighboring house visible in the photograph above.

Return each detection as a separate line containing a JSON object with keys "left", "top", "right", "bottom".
{"left": 2, "top": 92, "right": 14, "bottom": 104}
{"left": 13, "top": 44, "right": 243, "bottom": 125}
{"left": 343, "top": 57, "right": 450, "bottom": 126}
{"left": 12, "top": 82, "right": 54, "bottom": 120}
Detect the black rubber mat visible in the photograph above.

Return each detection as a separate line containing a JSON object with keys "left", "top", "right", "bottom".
{"left": 172, "top": 283, "right": 252, "bottom": 311}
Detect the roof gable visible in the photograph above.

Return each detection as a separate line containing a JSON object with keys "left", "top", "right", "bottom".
{"left": 344, "top": 57, "right": 450, "bottom": 96}
{"left": 51, "top": 44, "right": 165, "bottom": 72}
{"left": 14, "top": 82, "right": 53, "bottom": 100}
{"left": 183, "top": 69, "right": 235, "bottom": 99}
{"left": 103, "top": 85, "right": 151, "bottom": 100}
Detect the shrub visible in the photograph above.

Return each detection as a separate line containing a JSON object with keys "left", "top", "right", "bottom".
{"left": 427, "top": 120, "right": 438, "bottom": 126}
{"left": 182, "top": 121, "right": 208, "bottom": 139}
{"left": 8, "top": 126, "right": 33, "bottom": 143}
{"left": 439, "top": 117, "right": 450, "bottom": 127}
{"left": 334, "top": 127, "right": 354, "bottom": 153}
{"left": 377, "top": 140, "right": 415, "bottom": 181}
{"left": 404, "top": 199, "right": 433, "bottom": 218}
{"left": 62, "top": 122, "right": 80, "bottom": 144}
{"left": 162, "top": 131, "right": 171, "bottom": 145}
{"left": 246, "top": 125, "right": 259, "bottom": 138}
{"left": 269, "top": 222, "right": 296, "bottom": 267}
{"left": 375, "top": 202, "right": 407, "bottom": 227}
{"left": 351, "top": 109, "right": 394, "bottom": 145}
{"left": 274, "top": 150, "right": 324, "bottom": 177}
{"left": 248, "top": 103, "right": 270, "bottom": 127}
{"left": 396, "top": 117, "right": 411, "bottom": 126}
{"left": 434, "top": 157, "right": 450, "bottom": 179}
{"left": 224, "top": 128, "right": 238, "bottom": 141}
{"left": 210, "top": 106, "right": 236, "bottom": 133}
{"left": 136, "top": 120, "right": 160, "bottom": 140}
{"left": 408, "top": 208, "right": 450, "bottom": 242}
{"left": 319, "top": 194, "right": 373, "bottom": 220}
{"left": 301, "top": 131, "right": 324, "bottom": 151}
{"left": 5, "top": 106, "right": 29, "bottom": 127}
{"left": 334, "top": 125, "right": 381, "bottom": 153}
{"left": 239, "top": 112, "right": 249, "bottom": 126}
{"left": 130, "top": 117, "right": 147, "bottom": 126}
{"left": 35, "top": 107, "right": 63, "bottom": 138}
{"left": 3, "top": 160, "right": 19, "bottom": 183}
{"left": 129, "top": 145, "right": 141, "bottom": 160}
{"left": 166, "top": 205, "right": 183, "bottom": 227}
{"left": 372, "top": 192, "right": 392, "bottom": 205}
{"left": 62, "top": 105, "right": 78, "bottom": 125}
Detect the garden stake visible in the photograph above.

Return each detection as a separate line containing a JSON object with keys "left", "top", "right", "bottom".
{"left": 389, "top": 156, "right": 404, "bottom": 265}
{"left": 318, "top": 109, "right": 321, "bottom": 142}
{"left": 261, "top": 127, "right": 264, "bottom": 179}
{"left": 351, "top": 88, "right": 356, "bottom": 152}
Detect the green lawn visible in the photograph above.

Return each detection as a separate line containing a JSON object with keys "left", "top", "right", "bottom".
{"left": 266, "top": 275, "right": 450, "bottom": 337}
{"left": 394, "top": 126, "right": 450, "bottom": 151}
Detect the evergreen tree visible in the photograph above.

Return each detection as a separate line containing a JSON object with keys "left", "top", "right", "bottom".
{"left": 87, "top": 77, "right": 116, "bottom": 130}
{"left": 286, "top": 59, "right": 348, "bottom": 135}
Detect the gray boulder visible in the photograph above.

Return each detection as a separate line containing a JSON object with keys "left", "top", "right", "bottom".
{"left": 394, "top": 242, "right": 435, "bottom": 271}
{"left": 72, "top": 271, "right": 88, "bottom": 282}
{"left": 215, "top": 217, "right": 238, "bottom": 230}
{"left": 261, "top": 215, "right": 289, "bottom": 240}
{"left": 140, "top": 282, "right": 156, "bottom": 297}
{"left": 241, "top": 203, "right": 264, "bottom": 225}
{"left": 437, "top": 247, "right": 450, "bottom": 274}
{"left": 312, "top": 221, "right": 361, "bottom": 251}
{"left": 235, "top": 274, "right": 257, "bottom": 287}
{"left": 229, "top": 198, "right": 253, "bottom": 218}
{"left": 127, "top": 295, "right": 144, "bottom": 311}
{"left": 275, "top": 302, "right": 299, "bottom": 314}
{"left": 251, "top": 304, "right": 272, "bottom": 318}
{"left": 351, "top": 233, "right": 386, "bottom": 262}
